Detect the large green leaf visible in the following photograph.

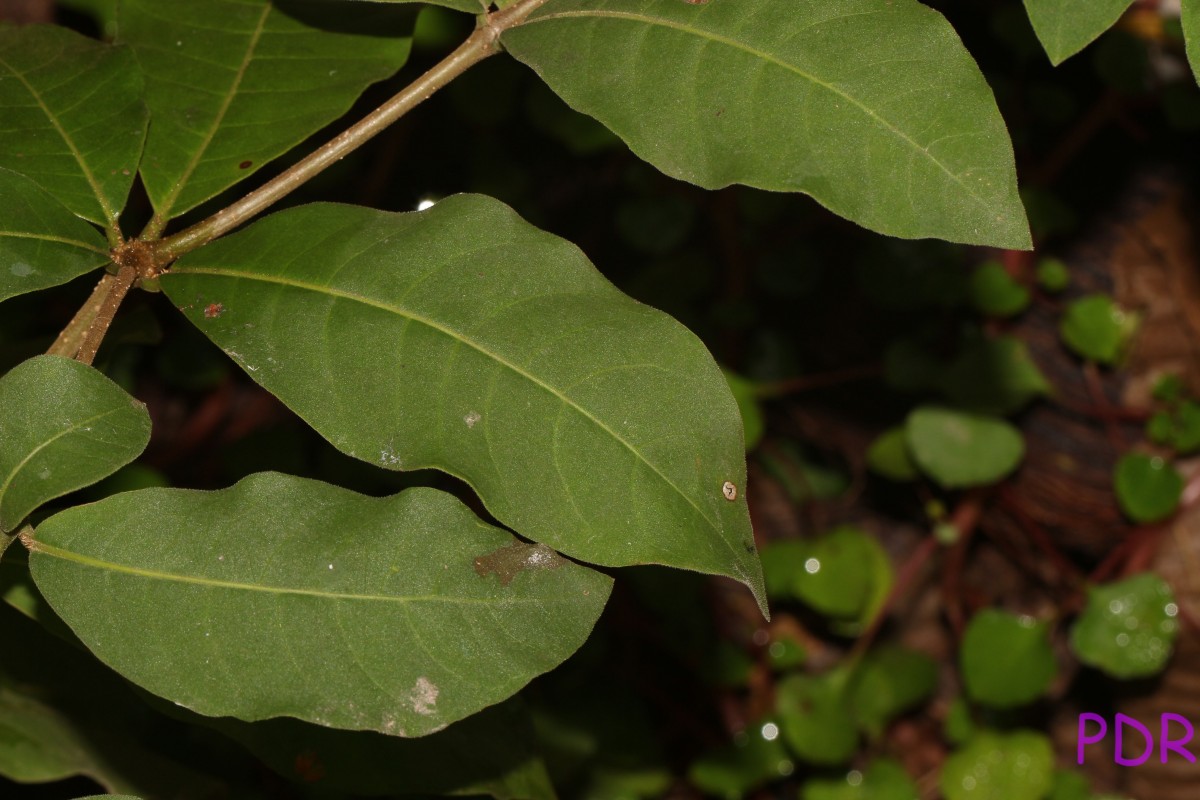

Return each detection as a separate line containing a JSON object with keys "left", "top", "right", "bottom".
{"left": 162, "top": 195, "right": 765, "bottom": 611}
{"left": 1021, "top": 0, "right": 1136, "bottom": 65}
{"left": 118, "top": 0, "right": 415, "bottom": 224}
{"left": 0, "top": 24, "right": 146, "bottom": 229}
{"left": 28, "top": 473, "right": 611, "bottom": 735}
{"left": 0, "top": 168, "right": 110, "bottom": 303}
{"left": 0, "top": 356, "right": 151, "bottom": 534}
{"left": 502, "top": 0, "right": 1030, "bottom": 249}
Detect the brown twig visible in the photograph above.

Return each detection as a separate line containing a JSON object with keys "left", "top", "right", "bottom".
{"left": 74, "top": 265, "right": 137, "bottom": 366}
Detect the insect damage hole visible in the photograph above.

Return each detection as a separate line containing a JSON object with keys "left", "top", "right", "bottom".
{"left": 722, "top": 481, "right": 738, "bottom": 501}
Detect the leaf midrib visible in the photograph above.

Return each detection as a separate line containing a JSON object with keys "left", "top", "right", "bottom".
{"left": 0, "top": 231, "right": 109, "bottom": 254}
{"left": 0, "top": 51, "right": 118, "bottom": 227}
{"left": 30, "top": 538, "right": 581, "bottom": 605}
{"left": 170, "top": 264, "right": 724, "bottom": 535}
{"left": 519, "top": 8, "right": 995, "bottom": 217}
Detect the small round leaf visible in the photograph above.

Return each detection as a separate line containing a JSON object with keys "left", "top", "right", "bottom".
{"left": 940, "top": 731, "right": 1054, "bottom": 800}
{"left": 1114, "top": 454, "right": 1182, "bottom": 523}
{"left": 867, "top": 428, "right": 919, "bottom": 482}
{"left": 906, "top": 407, "right": 1025, "bottom": 489}
{"left": 969, "top": 262, "right": 1030, "bottom": 318}
{"left": 1036, "top": 258, "right": 1070, "bottom": 292}
{"left": 776, "top": 671, "right": 857, "bottom": 765}
{"left": 960, "top": 610, "right": 1055, "bottom": 708}
{"left": 1069, "top": 573, "right": 1179, "bottom": 679}
{"left": 1060, "top": 295, "right": 1138, "bottom": 365}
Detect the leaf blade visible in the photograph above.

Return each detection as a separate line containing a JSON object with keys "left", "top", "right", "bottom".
{"left": 29, "top": 473, "right": 611, "bottom": 735}
{"left": 0, "top": 168, "right": 111, "bottom": 303}
{"left": 0, "top": 356, "right": 151, "bottom": 533}
{"left": 502, "top": 0, "right": 1030, "bottom": 248}
{"left": 1021, "top": 0, "right": 1136, "bottom": 65}
{"left": 162, "top": 196, "right": 765, "bottom": 611}
{"left": 0, "top": 25, "right": 146, "bottom": 228}
{"left": 118, "top": 0, "right": 415, "bottom": 222}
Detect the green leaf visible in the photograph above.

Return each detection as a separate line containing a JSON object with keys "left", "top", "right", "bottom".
{"left": 944, "top": 697, "right": 975, "bottom": 746}
{"left": 1036, "top": 257, "right": 1070, "bottom": 292}
{"left": 801, "top": 759, "right": 918, "bottom": 800}
{"left": 960, "top": 610, "right": 1055, "bottom": 708}
{"left": 162, "top": 195, "right": 766, "bottom": 611}
{"left": 940, "top": 730, "right": 1054, "bottom": 800}
{"left": 1048, "top": 769, "right": 1092, "bottom": 800}
{"left": 118, "top": 0, "right": 414, "bottom": 223}
{"left": 905, "top": 406, "right": 1025, "bottom": 489}
{"left": 776, "top": 670, "right": 858, "bottom": 765}
{"left": 0, "top": 356, "right": 151, "bottom": 533}
{"left": 969, "top": 262, "right": 1030, "bottom": 318}
{"left": 1021, "top": 0, "right": 1136, "bottom": 65}
{"left": 1146, "top": 401, "right": 1200, "bottom": 455}
{"left": 849, "top": 647, "right": 937, "bottom": 737}
{"left": 937, "top": 335, "right": 1051, "bottom": 416}
{"left": 0, "top": 168, "right": 110, "bottom": 303}
{"left": 1113, "top": 453, "right": 1182, "bottom": 523}
{"left": 687, "top": 720, "right": 792, "bottom": 800}
{"left": 1183, "top": 0, "right": 1200, "bottom": 85}
{"left": 0, "top": 24, "right": 145, "bottom": 229}
{"left": 28, "top": 473, "right": 612, "bottom": 735}
{"left": 867, "top": 427, "right": 919, "bottom": 482}
{"left": 1060, "top": 294, "right": 1138, "bottom": 365}
{"left": 793, "top": 526, "right": 890, "bottom": 620}
{"left": 854, "top": 642, "right": 936, "bottom": 738}
{"left": 502, "top": 0, "right": 1031, "bottom": 249}
{"left": 1069, "top": 573, "right": 1179, "bottom": 679}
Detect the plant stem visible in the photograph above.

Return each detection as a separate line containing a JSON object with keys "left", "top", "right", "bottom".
{"left": 152, "top": 0, "right": 550, "bottom": 264}
{"left": 75, "top": 265, "right": 137, "bottom": 366}
{"left": 46, "top": 271, "right": 113, "bottom": 359}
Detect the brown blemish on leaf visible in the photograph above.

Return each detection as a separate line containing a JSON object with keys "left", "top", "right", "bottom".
{"left": 204, "top": 302, "right": 225, "bottom": 319}
{"left": 722, "top": 481, "right": 738, "bottom": 501}
{"left": 238, "top": 160, "right": 253, "bottom": 169}
{"left": 473, "top": 541, "right": 564, "bottom": 586}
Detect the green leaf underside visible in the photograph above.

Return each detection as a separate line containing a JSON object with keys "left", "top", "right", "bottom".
{"left": 0, "top": 356, "right": 151, "bottom": 533}
{"left": 118, "top": 0, "right": 415, "bottom": 221}
{"left": 1183, "top": 1, "right": 1200, "bottom": 85}
{"left": 502, "top": 0, "right": 1030, "bottom": 249}
{"left": 0, "top": 168, "right": 110, "bottom": 303}
{"left": 163, "top": 195, "right": 766, "bottom": 612}
{"left": 1021, "top": 0, "right": 1136, "bottom": 65}
{"left": 0, "top": 24, "right": 146, "bottom": 227}
{"left": 29, "top": 473, "right": 611, "bottom": 735}
{"left": 0, "top": 677, "right": 97, "bottom": 783}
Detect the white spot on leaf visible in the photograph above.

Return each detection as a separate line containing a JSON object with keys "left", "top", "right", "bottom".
{"left": 409, "top": 676, "right": 439, "bottom": 716}
{"left": 464, "top": 411, "right": 481, "bottom": 428}
{"left": 10, "top": 262, "right": 33, "bottom": 277}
